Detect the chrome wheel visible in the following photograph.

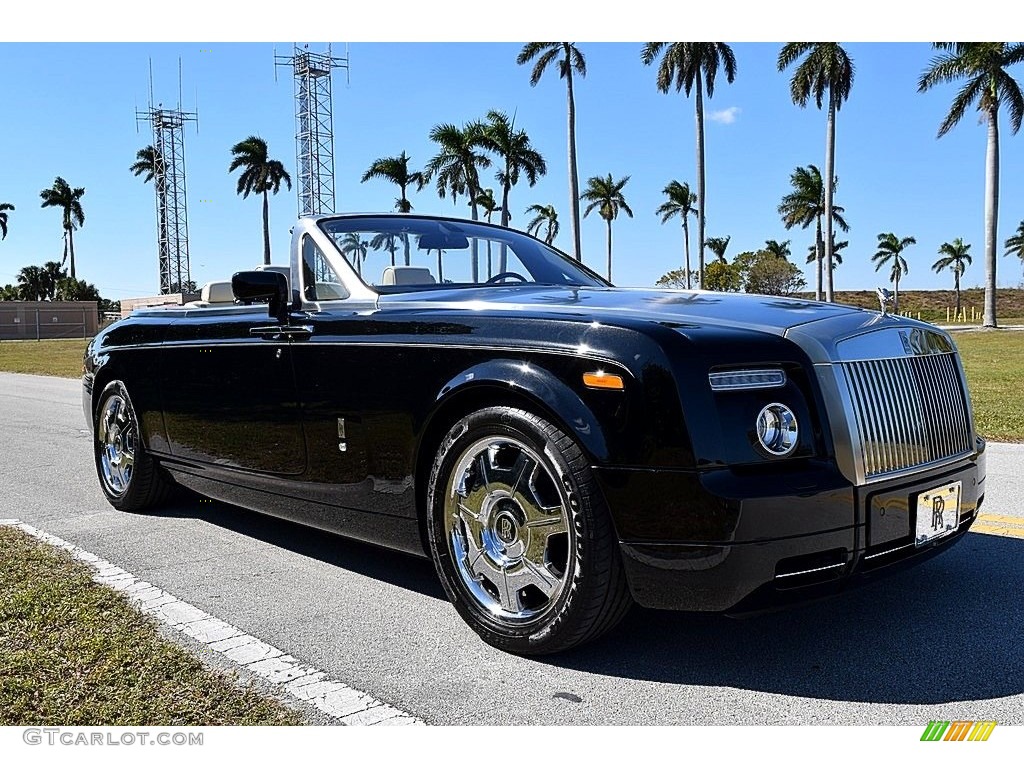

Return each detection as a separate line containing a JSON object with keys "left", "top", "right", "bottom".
{"left": 444, "top": 436, "right": 572, "bottom": 624}
{"left": 97, "top": 392, "right": 137, "bottom": 496}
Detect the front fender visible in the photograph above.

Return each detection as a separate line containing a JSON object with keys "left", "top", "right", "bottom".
{"left": 428, "top": 358, "right": 612, "bottom": 463}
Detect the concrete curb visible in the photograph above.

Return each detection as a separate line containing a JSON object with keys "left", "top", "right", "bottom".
{"left": 1, "top": 519, "right": 425, "bottom": 726}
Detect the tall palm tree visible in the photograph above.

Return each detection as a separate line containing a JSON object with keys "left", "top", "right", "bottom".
{"left": 131, "top": 145, "right": 168, "bottom": 274}
{"left": 581, "top": 174, "right": 633, "bottom": 282}
{"left": 919, "top": 43, "right": 1024, "bottom": 328}
{"left": 705, "top": 235, "right": 731, "bottom": 263}
{"left": 806, "top": 236, "right": 847, "bottom": 270}
{"left": 479, "top": 111, "right": 547, "bottom": 273}
{"left": 777, "top": 164, "right": 849, "bottom": 300}
{"left": 764, "top": 239, "right": 791, "bottom": 260}
{"left": 39, "top": 177, "right": 86, "bottom": 279}
{"left": 425, "top": 121, "right": 491, "bottom": 280}
{"left": 656, "top": 180, "right": 699, "bottom": 289}
{"left": 228, "top": 135, "right": 292, "bottom": 266}
{"left": 872, "top": 232, "right": 916, "bottom": 313}
{"left": 478, "top": 110, "right": 547, "bottom": 231}
{"left": 933, "top": 238, "right": 973, "bottom": 316}
{"left": 1006, "top": 220, "right": 1024, "bottom": 277}
{"left": 473, "top": 188, "right": 502, "bottom": 279}
{"left": 370, "top": 232, "right": 403, "bottom": 268}
{"left": 0, "top": 203, "right": 13, "bottom": 241}
{"left": 340, "top": 232, "right": 371, "bottom": 277}
{"left": 129, "top": 145, "right": 162, "bottom": 183}
{"left": 360, "top": 151, "right": 424, "bottom": 213}
{"left": 641, "top": 43, "right": 737, "bottom": 289}
{"left": 778, "top": 43, "right": 855, "bottom": 303}
{"left": 517, "top": 43, "right": 587, "bottom": 261}
{"left": 525, "top": 204, "right": 559, "bottom": 245}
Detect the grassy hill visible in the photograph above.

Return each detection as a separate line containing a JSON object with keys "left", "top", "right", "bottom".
{"left": 800, "top": 288, "right": 1024, "bottom": 324}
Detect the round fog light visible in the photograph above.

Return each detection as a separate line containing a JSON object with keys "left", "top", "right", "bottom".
{"left": 756, "top": 403, "right": 798, "bottom": 456}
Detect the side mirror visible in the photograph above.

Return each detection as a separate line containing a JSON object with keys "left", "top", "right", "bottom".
{"left": 232, "top": 271, "right": 289, "bottom": 325}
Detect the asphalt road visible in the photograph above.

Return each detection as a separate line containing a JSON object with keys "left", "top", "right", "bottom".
{"left": 3, "top": 372, "right": 1022, "bottom": 726}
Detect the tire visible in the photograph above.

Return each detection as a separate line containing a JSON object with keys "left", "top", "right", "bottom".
{"left": 93, "top": 380, "right": 172, "bottom": 512}
{"left": 426, "top": 406, "right": 632, "bottom": 655}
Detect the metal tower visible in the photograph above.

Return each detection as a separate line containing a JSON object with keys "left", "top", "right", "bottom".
{"left": 275, "top": 44, "right": 349, "bottom": 218}
{"left": 136, "top": 62, "right": 198, "bottom": 295}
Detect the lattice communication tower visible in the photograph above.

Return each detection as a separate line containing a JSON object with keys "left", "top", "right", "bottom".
{"left": 275, "top": 44, "right": 349, "bottom": 218}
{"left": 136, "top": 61, "right": 198, "bottom": 295}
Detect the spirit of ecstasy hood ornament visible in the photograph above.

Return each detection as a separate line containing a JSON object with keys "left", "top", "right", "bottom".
{"left": 876, "top": 287, "right": 894, "bottom": 316}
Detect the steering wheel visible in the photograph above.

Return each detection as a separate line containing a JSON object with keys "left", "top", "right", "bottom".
{"left": 484, "top": 271, "right": 529, "bottom": 284}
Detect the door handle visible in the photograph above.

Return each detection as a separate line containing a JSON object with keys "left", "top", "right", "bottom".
{"left": 249, "top": 325, "right": 313, "bottom": 340}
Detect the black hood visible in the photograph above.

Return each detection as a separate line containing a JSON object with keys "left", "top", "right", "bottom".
{"left": 377, "top": 285, "right": 864, "bottom": 335}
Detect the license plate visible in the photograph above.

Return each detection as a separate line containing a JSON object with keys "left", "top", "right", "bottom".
{"left": 915, "top": 481, "right": 962, "bottom": 546}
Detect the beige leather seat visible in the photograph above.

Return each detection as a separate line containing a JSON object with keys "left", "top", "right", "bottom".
{"left": 200, "top": 281, "right": 236, "bottom": 305}
{"left": 381, "top": 266, "right": 435, "bottom": 286}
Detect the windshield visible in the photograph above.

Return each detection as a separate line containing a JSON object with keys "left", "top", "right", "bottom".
{"left": 316, "top": 216, "right": 608, "bottom": 293}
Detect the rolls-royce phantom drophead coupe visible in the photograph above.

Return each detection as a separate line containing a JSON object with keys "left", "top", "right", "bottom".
{"left": 83, "top": 214, "right": 985, "bottom": 654}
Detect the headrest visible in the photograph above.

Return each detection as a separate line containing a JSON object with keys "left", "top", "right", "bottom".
{"left": 200, "top": 281, "right": 236, "bottom": 304}
{"left": 381, "top": 266, "right": 436, "bottom": 286}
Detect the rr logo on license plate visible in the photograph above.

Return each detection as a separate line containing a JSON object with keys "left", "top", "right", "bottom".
{"left": 916, "top": 481, "right": 962, "bottom": 546}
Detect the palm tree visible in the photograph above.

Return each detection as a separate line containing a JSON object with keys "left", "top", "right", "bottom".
{"left": 473, "top": 188, "right": 502, "bottom": 278}
{"left": 806, "top": 237, "right": 847, "bottom": 270}
{"left": 360, "top": 151, "right": 424, "bottom": 213}
{"left": 778, "top": 44, "right": 855, "bottom": 303}
{"left": 641, "top": 43, "right": 737, "bottom": 289}
{"left": 340, "top": 232, "right": 371, "bottom": 277}
{"left": 656, "top": 180, "right": 699, "bottom": 289}
{"left": 129, "top": 145, "right": 162, "bottom": 183}
{"left": 131, "top": 145, "right": 168, "bottom": 272}
{"left": 370, "top": 232, "right": 403, "bottom": 268}
{"left": 17, "top": 265, "right": 46, "bottom": 301}
{"left": 478, "top": 111, "right": 547, "bottom": 273}
{"left": 872, "top": 233, "right": 916, "bottom": 313}
{"left": 705, "top": 235, "right": 731, "bottom": 263}
{"left": 778, "top": 164, "right": 849, "bottom": 300}
{"left": 764, "top": 239, "right": 791, "bottom": 260}
{"left": 39, "top": 177, "right": 86, "bottom": 279}
{"left": 425, "top": 121, "right": 491, "bottom": 280}
{"left": 1007, "top": 220, "right": 1024, "bottom": 277}
{"left": 228, "top": 135, "right": 292, "bottom": 265}
{"left": 525, "top": 204, "right": 559, "bottom": 245}
{"left": 0, "top": 203, "right": 13, "bottom": 241}
{"left": 478, "top": 110, "right": 547, "bottom": 232}
{"left": 919, "top": 43, "right": 1024, "bottom": 328}
{"left": 517, "top": 43, "right": 587, "bottom": 261}
{"left": 581, "top": 174, "right": 633, "bottom": 282}
{"left": 933, "top": 238, "right": 973, "bottom": 316}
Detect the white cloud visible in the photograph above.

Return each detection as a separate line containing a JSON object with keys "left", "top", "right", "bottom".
{"left": 708, "top": 107, "right": 740, "bottom": 125}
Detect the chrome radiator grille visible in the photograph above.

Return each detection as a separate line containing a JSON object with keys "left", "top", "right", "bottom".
{"left": 840, "top": 353, "right": 972, "bottom": 478}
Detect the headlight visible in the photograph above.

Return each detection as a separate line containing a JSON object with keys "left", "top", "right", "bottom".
{"left": 756, "top": 403, "right": 798, "bottom": 456}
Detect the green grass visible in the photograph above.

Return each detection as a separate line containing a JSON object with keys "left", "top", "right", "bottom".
{"left": 0, "top": 527, "right": 302, "bottom": 726}
{"left": 0, "top": 339, "right": 88, "bottom": 378}
{"left": 952, "top": 329, "right": 1024, "bottom": 443}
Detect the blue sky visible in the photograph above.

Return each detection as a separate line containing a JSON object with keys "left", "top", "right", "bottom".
{"left": 0, "top": 40, "right": 1022, "bottom": 300}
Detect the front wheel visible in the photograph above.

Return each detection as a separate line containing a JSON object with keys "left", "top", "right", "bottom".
{"left": 426, "top": 406, "right": 632, "bottom": 655}
{"left": 94, "top": 380, "right": 172, "bottom": 511}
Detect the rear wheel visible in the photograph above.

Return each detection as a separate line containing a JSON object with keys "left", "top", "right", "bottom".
{"left": 94, "top": 381, "right": 171, "bottom": 511}
{"left": 427, "top": 406, "right": 632, "bottom": 655}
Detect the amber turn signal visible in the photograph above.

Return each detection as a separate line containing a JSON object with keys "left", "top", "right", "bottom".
{"left": 582, "top": 371, "right": 625, "bottom": 390}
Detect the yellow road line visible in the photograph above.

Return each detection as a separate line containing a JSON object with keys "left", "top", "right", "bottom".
{"left": 971, "top": 522, "right": 1024, "bottom": 539}
{"left": 976, "top": 513, "right": 1024, "bottom": 526}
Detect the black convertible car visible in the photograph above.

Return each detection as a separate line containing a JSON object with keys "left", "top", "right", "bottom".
{"left": 83, "top": 214, "right": 986, "bottom": 654}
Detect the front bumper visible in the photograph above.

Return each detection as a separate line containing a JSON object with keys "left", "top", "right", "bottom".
{"left": 595, "top": 438, "right": 986, "bottom": 612}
